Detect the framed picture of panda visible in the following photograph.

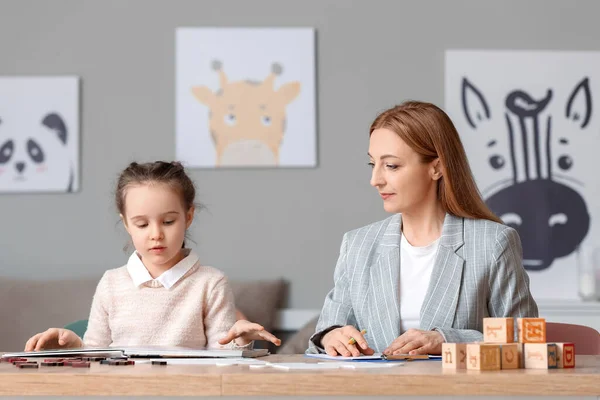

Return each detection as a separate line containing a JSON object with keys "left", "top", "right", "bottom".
{"left": 0, "top": 76, "right": 79, "bottom": 193}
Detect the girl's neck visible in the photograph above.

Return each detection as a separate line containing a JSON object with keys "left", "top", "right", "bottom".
{"left": 401, "top": 202, "right": 446, "bottom": 247}
{"left": 141, "top": 248, "right": 187, "bottom": 279}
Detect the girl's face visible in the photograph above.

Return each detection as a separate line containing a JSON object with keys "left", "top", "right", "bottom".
{"left": 121, "top": 182, "right": 194, "bottom": 272}
{"left": 368, "top": 128, "right": 441, "bottom": 214}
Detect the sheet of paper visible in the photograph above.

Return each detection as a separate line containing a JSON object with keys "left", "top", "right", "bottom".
{"left": 269, "top": 362, "right": 342, "bottom": 370}
{"left": 305, "top": 353, "right": 441, "bottom": 361}
{"left": 319, "top": 362, "right": 403, "bottom": 369}
{"left": 135, "top": 358, "right": 268, "bottom": 366}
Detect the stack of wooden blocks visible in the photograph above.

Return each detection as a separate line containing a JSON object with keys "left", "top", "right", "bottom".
{"left": 441, "top": 318, "right": 575, "bottom": 370}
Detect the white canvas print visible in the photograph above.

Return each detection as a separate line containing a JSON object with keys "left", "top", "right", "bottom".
{"left": 445, "top": 50, "right": 600, "bottom": 299}
{"left": 0, "top": 76, "right": 79, "bottom": 193}
{"left": 176, "top": 27, "right": 316, "bottom": 168}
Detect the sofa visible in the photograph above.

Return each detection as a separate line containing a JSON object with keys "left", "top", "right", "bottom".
{"left": 0, "top": 276, "right": 316, "bottom": 353}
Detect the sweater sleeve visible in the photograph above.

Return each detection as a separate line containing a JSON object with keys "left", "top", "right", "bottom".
{"left": 82, "top": 272, "right": 112, "bottom": 348}
{"left": 203, "top": 275, "right": 238, "bottom": 349}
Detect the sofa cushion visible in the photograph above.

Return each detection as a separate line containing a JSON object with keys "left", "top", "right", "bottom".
{"left": 0, "top": 277, "right": 100, "bottom": 351}
{"left": 229, "top": 279, "right": 287, "bottom": 333}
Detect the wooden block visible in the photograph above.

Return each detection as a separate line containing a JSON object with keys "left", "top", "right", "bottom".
{"left": 466, "top": 344, "right": 501, "bottom": 370}
{"left": 554, "top": 342, "right": 575, "bottom": 369}
{"left": 483, "top": 317, "right": 514, "bottom": 343}
{"left": 500, "top": 343, "right": 520, "bottom": 369}
{"left": 442, "top": 343, "right": 467, "bottom": 369}
{"left": 523, "top": 343, "right": 558, "bottom": 369}
{"left": 517, "top": 318, "right": 546, "bottom": 343}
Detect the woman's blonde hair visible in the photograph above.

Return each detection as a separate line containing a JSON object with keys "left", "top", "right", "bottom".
{"left": 370, "top": 101, "right": 502, "bottom": 223}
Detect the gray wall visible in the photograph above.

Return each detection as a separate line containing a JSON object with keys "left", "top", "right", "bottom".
{"left": 0, "top": 0, "right": 598, "bottom": 308}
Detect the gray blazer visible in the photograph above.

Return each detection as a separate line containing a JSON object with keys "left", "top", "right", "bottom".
{"left": 307, "top": 213, "right": 538, "bottom": 354}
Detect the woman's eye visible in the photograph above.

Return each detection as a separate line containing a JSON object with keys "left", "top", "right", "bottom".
{"left": 386, "top": 164, "right": 398, "bottom": 170}
{"left": 136, "top": 224, "right": 148, "bottom": 228}
{"left": 367, "top": 162, "right": 374, "bottom": 168}
{"left": 164, "top": 220, "right": 175, "bottom": 225}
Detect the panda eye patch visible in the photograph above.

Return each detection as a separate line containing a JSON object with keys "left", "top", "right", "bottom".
{"left": 0, "top": 140, "right": 14, "bottom": 164}
{"left": 27, "top": 139, "right": 45, "bottom": 163}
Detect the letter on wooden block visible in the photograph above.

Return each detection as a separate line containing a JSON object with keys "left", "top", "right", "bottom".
{"left": 466, "top": 344, "right": 501, "bottom": 370}
{"left": 483, "top": 317, "right": 514, "bottom": 343}
{"left": 517, "top": 318, "right": 546, "bottom": 343}
{"left": 500, "top": 343, "right": 520, "bottom": 369}
{"left": 442, "top": 343, "right": 467, "bottom": 369}
{"left": 554, "top": 342, "right": 575, "bottom": 369}
{"left": 524, "top": 343, "right": 558, "bottom": 369}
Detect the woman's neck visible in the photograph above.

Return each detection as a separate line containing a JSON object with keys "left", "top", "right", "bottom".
{"left": 401, "top": 202, "right": 446, "bottom": 247}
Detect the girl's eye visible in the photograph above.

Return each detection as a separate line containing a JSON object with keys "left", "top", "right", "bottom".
{"left": 164, "top": 220, "right": 175, "bottom": 225}
{"left": 136, "top": 223, "right": 148, "bottom": 228}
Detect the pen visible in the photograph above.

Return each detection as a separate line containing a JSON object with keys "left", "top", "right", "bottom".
{"left": 348, "top": 329, "right": 367, "bottom": 345}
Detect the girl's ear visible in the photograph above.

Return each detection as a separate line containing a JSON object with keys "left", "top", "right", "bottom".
{"left": 430, "top": 158, "right": 443, "bottom": 181}
{"left": 185, "top": 206, "right": 195, "bottom": 229}
{"left": 120, "top": 214, "right": 131, "bottom": 234}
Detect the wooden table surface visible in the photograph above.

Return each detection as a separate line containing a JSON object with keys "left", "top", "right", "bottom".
{"left": 0, "top": 354, "right": 599, "bottom": 396}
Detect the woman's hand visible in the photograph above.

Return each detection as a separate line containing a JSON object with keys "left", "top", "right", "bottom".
{"left": 24, "top": 328, "right": 83, "bottom": 351}
{"left": 383, "top": 329, "right": 444, "bottom": 355}
{"left": 218, "top": 320, "right": 281, "bottom": 347}
{"left": 321, "top": 325, "right": 375, "bottom": 357}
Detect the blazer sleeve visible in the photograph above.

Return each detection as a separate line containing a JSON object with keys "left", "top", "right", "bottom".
{"left": 487, "top": 227, "right": 539, "bottom": 318}
{"left": 307, "top": 233, "right": 357, "bottom": 354}
{"left": 435, "top": 226, "right": 539, "bottom": 343}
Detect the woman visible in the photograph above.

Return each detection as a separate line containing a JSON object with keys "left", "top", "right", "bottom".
{"left": 308, "top": 101, "right": 538, "bottom": 357}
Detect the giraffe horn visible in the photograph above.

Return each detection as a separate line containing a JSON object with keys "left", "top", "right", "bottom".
{"left": 264, "top": 62, "right": 282, "bottom": 88}
{"left": 212, "top": 60, "right": 227, "bottom": 88}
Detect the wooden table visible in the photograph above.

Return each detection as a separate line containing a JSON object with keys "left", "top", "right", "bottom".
{"left": 0, "top": 354, "right": 599, "bottom": 397}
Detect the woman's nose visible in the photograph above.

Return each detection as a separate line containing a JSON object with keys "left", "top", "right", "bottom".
{"left": 370, "top": 167, "right": 384, "bottom": 187}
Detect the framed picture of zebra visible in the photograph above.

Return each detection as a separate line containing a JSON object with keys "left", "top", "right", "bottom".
{"left": 175, "top": 27, "right": 316, "bottom": 168}
{"left": 445, "top": 50, "right": 600, "bottom": 300}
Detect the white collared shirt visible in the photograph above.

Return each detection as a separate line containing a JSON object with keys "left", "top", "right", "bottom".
{"left": 126, "top": 248, "right": 199, "bottom": 289}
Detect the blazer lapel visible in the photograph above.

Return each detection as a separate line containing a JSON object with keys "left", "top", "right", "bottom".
{"left": 368, "top": 214, "right": 401, "bottom": 350}
{"left": 420, "top": 214, "right": 465, "bottom": 331}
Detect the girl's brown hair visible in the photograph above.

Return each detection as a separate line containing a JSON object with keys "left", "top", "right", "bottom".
{"left": 115, "top": 161, "right": 198, "bottom": 248}
{"left": 370, "top": 101, "right": 502, "bottom": 224}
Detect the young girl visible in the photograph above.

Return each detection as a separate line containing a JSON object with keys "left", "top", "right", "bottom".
{"left": 25, "top": 161, "right": 280, "bottom": 351}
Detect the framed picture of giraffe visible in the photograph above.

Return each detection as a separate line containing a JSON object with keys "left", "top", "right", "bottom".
{"left": 176, "top": 27, "right": 316, "bottom": 168}
{"left": 445, "top": 50, "right": 600, "bottom": 301}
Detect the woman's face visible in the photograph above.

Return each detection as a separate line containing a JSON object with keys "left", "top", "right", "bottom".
{"left": 368, "top": 128, "right": 440, "bottom": 214}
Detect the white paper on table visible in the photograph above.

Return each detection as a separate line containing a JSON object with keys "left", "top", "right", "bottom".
{"left": 268, "top": 362, "right": 342, "bottom": 370}
{"left": 318, "top": 362, "right": 403, "bottom": 369}
{"left": 136, "top": 358, "right": 268, "bottom": 366}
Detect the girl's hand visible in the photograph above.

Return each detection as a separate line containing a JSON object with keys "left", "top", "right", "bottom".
{"left": 24, "top": 328, "right": 83, "bottom": 351}
{"left": 218, "top": 320, "right": 281, "bottom": 347}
